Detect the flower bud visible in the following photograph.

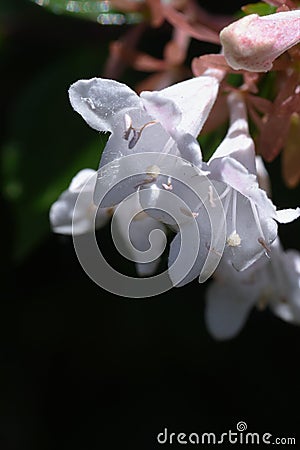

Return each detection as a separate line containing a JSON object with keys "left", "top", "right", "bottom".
{"left": 220, "top": 11, "right": 300, "bottom": 72}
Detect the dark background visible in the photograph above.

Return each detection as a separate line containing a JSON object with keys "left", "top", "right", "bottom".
{"left": 1, "top": 1, "right": 300, "bottom": 448}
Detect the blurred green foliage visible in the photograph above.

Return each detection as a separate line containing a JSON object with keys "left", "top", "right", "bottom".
{"left": 242, "top": 2, "right": 277, "bottom": 16}
{"left": 30, "top": 0, "right": 144, "bottom": 24}
{"left": 1, "top": 0, "right": 114, "bottom": 261}
{"left": 2, "top": 52, "right": 108, "bottom": 260}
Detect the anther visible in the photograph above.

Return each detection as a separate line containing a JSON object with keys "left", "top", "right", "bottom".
{"left": 180, "top": 207, "right": 199, "bottom": 218}
{"left": 162, "top": 177, "right": 173, "bottom": 191}
{"left": 123, "top": 113, "right": 157, "bottom": 149}
{"left": 227, "top": 231, "right": 241, "bottom": 247}
{"left": 258, "top": 237, "right": 271, "bottom": 257}
{"left": 208, "top": 185, "right": 216, "bottom": 207}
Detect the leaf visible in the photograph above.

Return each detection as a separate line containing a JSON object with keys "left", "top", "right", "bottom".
{"left": 198, "top": 122, "right": 227, "bottom": 162}
{"left": 242, "top": 2, "right": 277, "bottom": 16}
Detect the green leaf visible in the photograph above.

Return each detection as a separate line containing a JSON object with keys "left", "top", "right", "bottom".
{"left": 242, "top": 2, "right": 277, "bottom": 16}
{"left": 198, "top": 122, "right": 228, "bottom": 162}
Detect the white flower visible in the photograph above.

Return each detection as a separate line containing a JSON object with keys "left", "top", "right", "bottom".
{"left": 111, "top": 193, "right": 167, "bottom": 277}
{"left": 205, "top": 238, "right": 300, "bottom": 340}
{"left": 68, "top": 76, "right": 220, "bottom": 206}
{"left": 207, "top": 91, "right": 300, "bottom": 271}
{"left": 50, "top": 169, "right": 111, "bottom": 235}
{"left": 167, "top": 92, "right": 300, "bottom": 286}
{"left": 64, "top": 77, "right": 299, "bottom": 287}
{"left": 49, "top": 169, "right": 167, "bottom": 276}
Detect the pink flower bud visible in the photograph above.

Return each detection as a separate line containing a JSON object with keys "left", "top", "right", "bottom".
{"left": 220, "top": 11, "right": 300, "bottom": 72}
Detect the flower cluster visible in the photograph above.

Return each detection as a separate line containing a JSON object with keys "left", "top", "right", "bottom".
{"left": 50, "top": 0, "right": 300, "bottom": 339}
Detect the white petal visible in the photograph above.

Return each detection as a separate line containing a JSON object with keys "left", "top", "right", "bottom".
{"left": 141, "top": 91, "right": 182, "bottom": 134}
{"left": 50, "top": 191, "right": 75, "bottom": 235}
{"left": 271, "top": 303, "right": 298, "bottom": 324}
{"left": 138, "top": 162, "right": 210, "bottom": 229}
{"left": 209, "top": 92, "right": 256, "bottom": 173}
{"left": 168, "top": 212, "right": 212, "bottom": 287}
{"left": 69, "top": 78, "right": 142, "bottom": 132}
{"left": 151, "top": 75, "right": 220, "bottom": 137}
{"left": 205, "top": 280, "right": 255, "bottom": 340}
{"left": 276, "top": 208, "right": 300, "bottom": 224}
{"left": 50, "top": 189, "right": 96, "bottom": 235}
{"left": 50, "top": 169, "right": 110, "bottom": 235}
{"left": 224, "top": 193, "right": 277, "bottom": 271}
{"left": 99, "top": 109, "right": 172, "bottom": 167}
{"left": 269, "top": 245, "right": 300, "bottom": 324}
{"left": 69, "top": 168, "right": 97, "bottom": 193}
{"left": 141, "top": 92, "right": 203, "bottom": 166}
{"left": 173, "top": 133, "right": 203, "bottom": 167}
{"left": 111, "top": 194, "right": 167, "bottom": 276}
{"left": 214, "top": 157, "right": 276, "bottom": 217}
{"left": 130, "top": 214, "right": 167, "bottom": 276}
{"left": 94, "top": 119, "right": 175, "bottom": 207}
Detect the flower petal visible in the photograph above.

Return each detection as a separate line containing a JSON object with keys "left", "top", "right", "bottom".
{"left": 141, "top": 75, "right": 220, "bottom": 138}
{"left": 69, "top": 168, "right": 97, "bottom": 193}
{"left": 205, "top": 280, "right": 255, "bottom": 340}
{"left": 69, "top": 78, "right": 143, "bottom": 132}
{"left": 111, "top": 194, "right": 167, "bottom": 276}
{"left": 267, "top": 244, "right": 300, "bottom": 324}
{"left": 276, "top": 208, "right": 300, "bottom": 223}
{"left": 209, "top": 91, "right": 256, "bottom": 174}
{"left": 50, "top": 169, "right": 110, "bottom": 235}
{"left": 140, "top": 90, "right": 182, "bottom": 139}
{"left": 214, "top": 157, "right": 276, "bottom": 218}
{"left": 130, "top": 214, "right": 167, "bottom": 277}
{"left": 141, "top": 90, "right": 204, "bottom": 166}
{"left": 222, "top": 191, "right": 277, "bottom": 271}
{"left": 168, "top": 211, "right": 213, "bottom": 287}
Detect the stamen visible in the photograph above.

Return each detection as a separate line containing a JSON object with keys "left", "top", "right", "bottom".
{"left": 134, "top": 176, "right": 157, "bottom": 189}
{"left": 205, "top": 242, "right": 223, "bottom": 257}
{"left": 232, "top": 189, "right": 237, "bottom": 233}
{"left": 162, "top": 177, "right": 173, "bottom": 191}
{"left": 221, "top": 188, "right": 242, "bottom": 248}
{"left": 140, "top": 120, "right": 157, "bottom": 132}
{"left": 134, "top": 166, "right": 160, "bottom": 189}
{"left": 128, "top": 129, "right": 141, "bottom": 149}
{"left": 222, "top": 187, "right": 232, "bottom": 218}
{"left": 250, "top": 200, "right": 265, "bottom": 239}
{"left": 146, "top": 165, "right": 160, "bottom": 178}
{"left": 218, "top": 185, "right": 231, "bottom": 200}
{"left": 258, "top": 237, "right": 271, "bottom": 257}
{"left": 250, "top": 200, "right": 271, "bottom": 257}
{"left": 123, "top": 113, "right": 157, "bottom": 149}
{"left": 208, "top": 185, "right": 216, "bottom": 207}
{"left": 180, "top": 207, "right": 199, "bottom": 218}
{"left": 227, "top": 231, "right": 241, "bottom": 247}
{"left": 123, "top": 113, "right": 133, "bottom": 140}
